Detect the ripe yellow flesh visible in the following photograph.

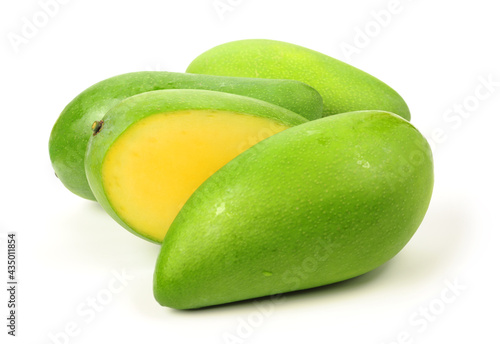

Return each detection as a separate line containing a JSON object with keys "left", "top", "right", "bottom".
{"left": 102, "top": 110, "right": 290, "bottom": 242}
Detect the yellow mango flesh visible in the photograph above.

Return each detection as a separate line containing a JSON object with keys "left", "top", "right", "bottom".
{"left": 102, "top": 110, "right": 290, "bottom": 242}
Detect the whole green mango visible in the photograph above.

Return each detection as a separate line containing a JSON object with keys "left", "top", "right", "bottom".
{"left": 154, "top": 110, "right": 433, "bottom": 309}
{"left": 187, "top": 39, "right": 411, "bottom": 120}
{"left": 49, "top": 71, "right": 322, "bottom": 200}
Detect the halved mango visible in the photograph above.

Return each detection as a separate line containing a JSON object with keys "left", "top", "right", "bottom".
{"left": 102, "top": 110, "right": 290, "bottom": 242}
{"left": 85, "top": 89, "right": 307, "bottom": 243}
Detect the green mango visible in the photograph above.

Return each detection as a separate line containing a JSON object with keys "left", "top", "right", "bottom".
{"left": 85, "top": 89, "right": 307, "bottom": 243}
{"left": 154, "top": 110, "right": 433, "bottom": 309}
{"left": 49, "top": 71, "right": 322, "bottom": 200}
{"left": 186, "top": 39, "right": 411, "bottom": 120}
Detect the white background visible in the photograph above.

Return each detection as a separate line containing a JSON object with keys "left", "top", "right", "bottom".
{"left": 1, "top": 0, "right": 499, "bottom": 343}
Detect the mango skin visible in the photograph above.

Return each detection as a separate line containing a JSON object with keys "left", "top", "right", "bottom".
{"left": 49, "top": 71, "right": 322, "bottom": 200}
{"left": 186, "top": 39, "right": 411, "bottom": 120}
{"left": 85, "top": 89, "right": 308, "bottom": 243}
{"left": 154, "top": 111, "right": 433, "bottom": 309}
